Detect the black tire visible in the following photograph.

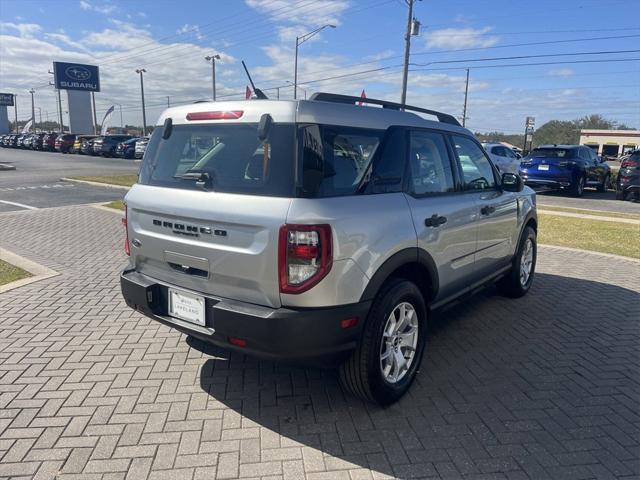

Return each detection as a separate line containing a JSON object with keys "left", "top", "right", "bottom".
{"left": 597, "top": 174, "right": 610, "bottom": 192}
{"left": 616, "top": 189, "right": 625, "bottom": 201}
{"left": 498, "top": 226, "right": 537, "bottom": 298}
{"left": 571, "top": 175, "right": 585, "bottom": 197}
{"left": 339, "top": 279, "right": 427, "bottom": 405}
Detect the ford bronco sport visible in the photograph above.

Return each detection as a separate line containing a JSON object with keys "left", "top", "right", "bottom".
{"left": 120, "top": 93, "right": 537, "bottom": 405}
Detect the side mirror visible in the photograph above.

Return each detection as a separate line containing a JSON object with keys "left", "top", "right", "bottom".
{"left": 502, "top": 172, "right": 523, "bottom": 192}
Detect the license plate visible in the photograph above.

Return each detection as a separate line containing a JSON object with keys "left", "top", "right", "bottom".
{"left": 538, "top": 164, "right": 549, "bottom": 171}
{"left": 168, "top": 289, "right": 206, "bottom": 326}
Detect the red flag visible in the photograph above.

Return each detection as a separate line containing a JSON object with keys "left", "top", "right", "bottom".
{"left": 245, "top": 86, "right": 252, "bottom": 99}
{"left": 358, "top": 89, "right": 366, "bottom": 106}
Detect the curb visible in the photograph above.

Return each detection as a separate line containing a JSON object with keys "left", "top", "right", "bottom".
{"left": 0, "top": 247, "right": 60, "bottom": 294}
{"left": 91, "top": 203, "right": 125, "bottom": 215}
{"left": 539, "top": 244, "right": 640, "bottom": 264}
{"left": 538, "top": 209, "right": 640, "bottom": 225}
{"left": 61, "top": 177, "right": 131, "bottom": 190}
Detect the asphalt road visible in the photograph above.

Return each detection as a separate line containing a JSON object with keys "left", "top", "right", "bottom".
{"left": 0, "top": 147, "right": 139, "bottom": 212}
{"left": 536, "top": 189, "right": 640, "bottom": 214}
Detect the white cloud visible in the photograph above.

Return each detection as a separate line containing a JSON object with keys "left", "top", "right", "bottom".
{"left": 425, "top": 27, "right": 499, "bottom": 50}
{"left": 176, "top": 24, "right": 204, "bottom": 41}
{"left": 245, "top": 0, "right": 349, "bottom": 28}
{"left": 78, "top": 0, "right": 117, "bottom": 15}
{"left": 547, "top": 68, "right": 575, "bottom": 78}
{"left": 0, "top": 22, "right": 42, "bottom": 38}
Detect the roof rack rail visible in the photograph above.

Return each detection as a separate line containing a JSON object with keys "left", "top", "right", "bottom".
{"left": 309, "top": 92, "right": 461, "bottom": 127}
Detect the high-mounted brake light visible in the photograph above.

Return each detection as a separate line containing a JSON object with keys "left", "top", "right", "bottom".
{"left": 122, "top": 204, "right": 130, "bottom": 256}
{"left": 278, "top": 224, "right": 332, "bottom": 294}
{"left": 186, "top": 111, "right": 244, "bottom": 121}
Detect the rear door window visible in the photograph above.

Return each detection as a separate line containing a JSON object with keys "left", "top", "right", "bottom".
{"left": 407, "top": 130, "right": 455, "bottom": 195}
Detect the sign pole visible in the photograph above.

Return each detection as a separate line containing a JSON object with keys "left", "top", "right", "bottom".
{"left": 57, "top": 89, "right": 63, "bottom": 132}
{"left": 14, "top": 95, "right": 18, "bottom": 133}
{"left": 91, "top": 92, "right": 98, "bottom": 135}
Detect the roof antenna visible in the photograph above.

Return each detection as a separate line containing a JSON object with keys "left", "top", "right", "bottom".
{"left": 241, "top": 61, "right": 268, "bottom": 100}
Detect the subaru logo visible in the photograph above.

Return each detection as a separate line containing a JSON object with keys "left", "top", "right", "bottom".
{"left": 65, "top": 66, "right": 91, "bottom": 81}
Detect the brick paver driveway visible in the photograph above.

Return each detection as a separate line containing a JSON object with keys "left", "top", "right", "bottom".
{"left": 1, "top": 206, "right": 639, "bottom": 480}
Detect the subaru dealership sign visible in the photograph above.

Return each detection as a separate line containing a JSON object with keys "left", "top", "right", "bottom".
{"left": 53, "top": 62, "right": 100, "bottom": 92}
{"left": 0, "top": 93, "right": 14, "bottom": 106}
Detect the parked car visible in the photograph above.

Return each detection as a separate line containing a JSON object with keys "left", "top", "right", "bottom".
{"left": 15, "top": 134, "right": 27, "bottom": 148}
{"left": 30, "top": 133, "right": 46, "bottom": 150}
{"left": 92, "top": 135, "right": 133, "bottom": 157}
{"left": 616, "top": 150, "right": 640, "bottom": 201}
{"left": 519, "top": 144, "right": 611, "bottom": 197}
{"left": 80, "top": 137, "right": 97, "bottom": 155}
{"left": 42, "top": 133, "right": 59, "bottom": 151}
{"left": 120, "top": 92, "right": 537, "bottom": 405}
{"left": 0, "top": 134, "right": 7, "bottom": 146}
{"left": 115, "top": 138, "right": 140, "bottom": 159}
{"left": 22, "top": 134, "right": 35, "bottom": 149}
{"left": 72, "top": 135, "right": 97, "bottom": 154}
{"left": 55, "top": 134, "right": 77, "bottom": 153}
{"left": 134, "top": 137, "right": 149, "bottom": 158}
{"left": 482, "top": 142, "right": 522, "bottom": 174}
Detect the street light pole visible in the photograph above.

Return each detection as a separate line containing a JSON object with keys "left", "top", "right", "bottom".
{"left": 294, "top": 24, "right": 335, "bottom": 99}
{"left": 205, "top": 54, "right": 221, "bottom": 101}
{"left": 91, "top": 92, "right": 98, "bottom": 135}
{"left": 136, "top": 68, "right": 147, "bottom": 135}
{"left": 29, "top": 89, "right": 35, "bottom": 128}
{"left": 400, "top": 0, "right": 421, "bottom": 107}
{"left": 57, "top": 89, "right": 63, "bottom": 132}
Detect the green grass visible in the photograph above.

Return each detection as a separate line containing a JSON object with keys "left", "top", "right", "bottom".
{"left": 538, "top": 206, "right": 640, "bottom": 221}
{"left": 0, "top": 259, "right": 32, "bottom": 286}
{"left": 538, "top": 213, "right": 640, "bottom": 259}
{"left": 69, "top": 175, "right": 138, "bottom": 187}
{"left": 105, "top": 200, "right": 125, "bottom": 210}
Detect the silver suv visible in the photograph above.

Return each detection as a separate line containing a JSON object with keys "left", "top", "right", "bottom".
{"left": 120, "top": 93, "right": 537, "bottom": 405}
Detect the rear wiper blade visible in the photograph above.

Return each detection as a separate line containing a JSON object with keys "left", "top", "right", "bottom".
{"left": 174, "top": 170, "right": 214, "bottom": 189}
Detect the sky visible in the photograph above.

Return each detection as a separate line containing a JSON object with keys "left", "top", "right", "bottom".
{"left": 0, "top": 0, "right": 639, "bottom": 134}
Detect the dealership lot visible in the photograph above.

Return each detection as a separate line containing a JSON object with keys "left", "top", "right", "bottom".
{"left": 0, "top": 149, "right": 136, "bottom": 212}
{"left": 0, "top": 205, "right": 638, "bottom": 479}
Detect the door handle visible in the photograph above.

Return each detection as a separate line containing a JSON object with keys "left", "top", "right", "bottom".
{"left": 480, "top": 205, "right": 496, "bottom": 215}
{"left": 425, "top": 214, "right": 447, "bottom": 227}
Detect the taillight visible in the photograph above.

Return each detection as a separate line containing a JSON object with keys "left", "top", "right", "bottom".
{"left": 122, "top": 204, "right": 130, "bottom": 256}
{"left": 278, "top": 224, "right": 332, "bottom": 294}
{"left": 621, "top": 160, "right": 640, "bottom": 168}
{"left": 186, "top": 111, "right": 244, "bottom": 121}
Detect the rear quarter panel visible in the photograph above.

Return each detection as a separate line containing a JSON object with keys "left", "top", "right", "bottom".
{"left": 283, "top": 193, "right": 416, "bottom": 308}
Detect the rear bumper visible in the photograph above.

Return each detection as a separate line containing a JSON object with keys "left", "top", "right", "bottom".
{"left": 120, "top": 269, "right": 371, "bottom": 366}
{"left": 520, "top": 174, "right": 573, "bottom": 189}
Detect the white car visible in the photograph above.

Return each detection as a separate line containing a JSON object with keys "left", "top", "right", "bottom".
{"left": 482, "top": 143, "right": 522, "bottom": 174}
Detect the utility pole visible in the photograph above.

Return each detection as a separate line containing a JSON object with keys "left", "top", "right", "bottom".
{"left": 166, "top": 96, "right": 170, "bottom": 107}
{"left": 91, "top": 92, "right": 98, "bottom": 135}
{"left": 276, "top": 87, "right": 280, "bottom": 100}
{"left": 29, "top": 89, "right": 35, "bottom": 129}
{"left": 37, "top": 107, "right": 42, "bottom": 125}
{"left": 13, "top": 94, "right": 18, "bottom": 133}
{"left": 400, "top": 0, "right": 420, "bottom": 107}
{"left": 136, "top": 69, "right": 147, "bottom": 135}
{"left": 462, "top": 68, "right": 470, "bottom": 127}
{"left": 205, "top": 54, "right": 220, "bottom": 101}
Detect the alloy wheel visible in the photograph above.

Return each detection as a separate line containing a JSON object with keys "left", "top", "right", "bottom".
{"left": 380, "top": 302, "right": 419, "bottom": 384}
{"left": 520, "top": 238, "right": 534, "bottom": 286}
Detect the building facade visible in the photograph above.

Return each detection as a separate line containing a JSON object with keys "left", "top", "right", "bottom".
{"left": 579, "top": 129, "right": 640, "bottom": 158}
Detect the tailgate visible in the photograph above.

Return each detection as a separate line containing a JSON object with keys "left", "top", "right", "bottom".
{"left": 125, "top": 184, "right": 291, "bottom": 308}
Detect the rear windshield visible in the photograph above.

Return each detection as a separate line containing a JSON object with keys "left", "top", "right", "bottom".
{"left": 530, "top": 148, "right": 577, "bottom": 158}
{"left": 139, "top": 123, "right": 296, "bottom": 197}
